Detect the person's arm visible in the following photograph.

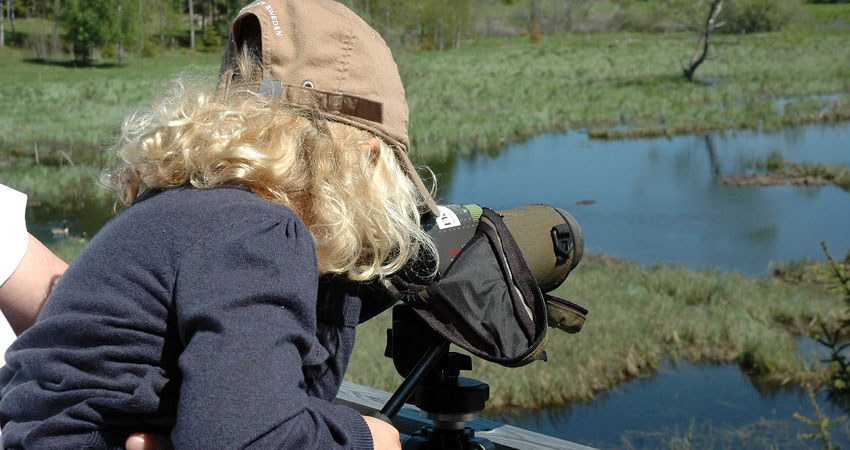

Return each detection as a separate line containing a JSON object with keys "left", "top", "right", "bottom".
{"left": 171, "top": 212, "right": 382, "bottom": 449}
{"left": 0, "top": 233, "right": 68, "bottom": 335}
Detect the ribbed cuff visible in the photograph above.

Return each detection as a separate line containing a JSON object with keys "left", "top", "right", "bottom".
{"left": 335, "top": 404, "right": 374, "bottom": 450}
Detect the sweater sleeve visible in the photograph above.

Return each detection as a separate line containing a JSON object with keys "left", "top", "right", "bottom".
{"left": 172, "top": 212, "right": 373, "bottom": 450}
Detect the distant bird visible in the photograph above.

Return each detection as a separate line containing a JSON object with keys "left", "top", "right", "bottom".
{"left": 51, "top": 220, "right": 70, "bottom": 238}
{"left": 575, "top": 200, "right": 597, "bottom": 206}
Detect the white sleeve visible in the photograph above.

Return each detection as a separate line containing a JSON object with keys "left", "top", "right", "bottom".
{"left": 0, "top": 184, "right": 30, "bottom": 286}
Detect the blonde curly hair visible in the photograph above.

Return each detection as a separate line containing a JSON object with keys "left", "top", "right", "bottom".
{"left": 102, "top": 53, "right": 435, "bottom": 282}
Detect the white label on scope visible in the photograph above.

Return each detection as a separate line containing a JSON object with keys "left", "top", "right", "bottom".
{"left": 436, "top": 206, "right": 461, "bottom": 230}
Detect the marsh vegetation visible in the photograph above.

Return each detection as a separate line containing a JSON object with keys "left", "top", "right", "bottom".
{"left": 347, "top": 255, "right": 847, "bottom": 411}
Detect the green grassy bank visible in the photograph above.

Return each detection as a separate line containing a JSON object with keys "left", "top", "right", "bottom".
{"left": 400, "top": 28, "right": 850, "bottom": 158}
{"left": 346, "top": 254, "right": 845, "bottom": 412}
{"left": 2, "top": 11, "right": 849, "bottom": 168}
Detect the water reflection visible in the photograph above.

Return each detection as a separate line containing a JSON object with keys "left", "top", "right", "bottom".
{"left": 441, "top": 123, "right": 850, "bottom": 275}
{"left": 26, "top": 196, "right": 117, "bottom": 246}
{"left": 493, "top": 361, "right": 850, "bottom": 449}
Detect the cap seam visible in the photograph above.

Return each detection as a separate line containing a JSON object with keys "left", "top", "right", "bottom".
{"left": 336, "top": 6, "right": 354, "bottom": 92}
{"left": 261, "top": 12, "right": 272, "bottom": 79}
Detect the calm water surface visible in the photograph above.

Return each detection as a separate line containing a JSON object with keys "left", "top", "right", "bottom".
{"left": 441, "top": 123, "right": 850, "bottom": 275}
{"left": 493, "top": 360, "right": 850, "bottom": 449}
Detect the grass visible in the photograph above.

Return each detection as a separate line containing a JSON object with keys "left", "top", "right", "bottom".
{"left": 398, "top": 28, "right": 850, "bottom": 159}
{"left": 345, "top": 255, "right": 846, "bottom": 412}
{"left": 625, "top": 416, "right": 850, "bottom": 450}
{"left": 0, "top": 161, "right": 111, "bottom": 206}
{"left": 804, "top": 2, "right": 850, "bottom": 29}
{"left": 1, "top": 17, "right": 849, "bottom": 171}
{"left": 46, "top": 236, "right": 91, "bottom": 263}
{"left": 0, "top": 46, "right": 218, "bottom": 161}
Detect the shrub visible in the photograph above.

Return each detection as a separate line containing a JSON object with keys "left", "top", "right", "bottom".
{"left": 197, "top": 28, "right": 223, "bottom": 53}
{"left": 528, "top": 19, "right": 542, "bottom": 42}
{"left": 26, "top": 31, "right": 50, "bottom": 60}
{"left": 140, "top": 42, "right": 161, "bottom": 58}
{"left": 721, "top": 0, "right": 805, "bottom": 33}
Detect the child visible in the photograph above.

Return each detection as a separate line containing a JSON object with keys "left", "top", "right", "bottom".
{"left": 0, "top": 1, "right": 437, "bottom": 448}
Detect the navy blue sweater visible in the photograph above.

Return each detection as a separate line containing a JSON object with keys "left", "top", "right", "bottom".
{"left": 0, "top": 186, "right": 373, "bottom": 449}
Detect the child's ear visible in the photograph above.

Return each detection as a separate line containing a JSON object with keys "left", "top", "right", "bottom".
{"left": 368, "top": 137, "right": 381, "bottom": 163}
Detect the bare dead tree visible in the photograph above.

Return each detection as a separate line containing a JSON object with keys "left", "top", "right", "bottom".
{"left": 1, "top": 0, "right": 5, "bottom": 47}
{"left": 188, "top": 0, "right": 195, "bottom": 49}
{"left": 139, "top": 0, "right": 144, "bottom": 51}
{"left": 53, "top": 0, "right": 60, "bottom": 57}
{"left": 118, "top": 2, "right": 123, "bottom": 66}
{"left": 8, "top": 0, "right": 15, "bottom": 39}
{"left": 682, "top": 0, "right": 724, "bottom": 82}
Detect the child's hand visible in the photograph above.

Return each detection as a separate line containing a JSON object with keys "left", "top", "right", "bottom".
{"left": 125, "top": 432, "right": 174, "bottom": 450}
{"left": 363, "top": 415, "right": 401, "bottom": 450}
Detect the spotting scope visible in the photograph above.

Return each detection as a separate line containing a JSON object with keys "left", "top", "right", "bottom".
{"left": 417, "top": 203, "right": 585, "bottom": 333}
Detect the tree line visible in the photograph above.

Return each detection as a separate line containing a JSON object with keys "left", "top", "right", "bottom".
{"left": 0, "top": 0, "right": 245, "bottom": 64}
{"left": 0, "top": 0, "right": 838, "bottom": 66}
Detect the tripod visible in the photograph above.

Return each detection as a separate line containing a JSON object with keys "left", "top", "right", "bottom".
{"left": 378, "top": 304, "right": 496, "bottom": 450}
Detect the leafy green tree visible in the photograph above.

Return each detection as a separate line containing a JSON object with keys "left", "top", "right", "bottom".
{"left": 64, "top": 0, "right": 115, "bottom": 64}
{"left": 152, "top": 0, "right": 180, "bottom": 44}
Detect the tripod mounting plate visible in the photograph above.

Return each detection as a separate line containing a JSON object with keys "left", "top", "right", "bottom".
{"left": 414, "top": 376, "right": 489, "bottom": 416}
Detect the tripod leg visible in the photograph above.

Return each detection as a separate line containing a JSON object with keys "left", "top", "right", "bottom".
{"left": 378, "top": 339, "right": 450, "bottom": 422}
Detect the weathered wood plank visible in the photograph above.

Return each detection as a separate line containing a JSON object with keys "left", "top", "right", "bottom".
{"left": 335, "top": 381, "right": 595, "bottom": 450}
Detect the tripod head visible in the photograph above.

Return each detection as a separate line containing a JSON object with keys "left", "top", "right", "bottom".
{"left": 381, "top": 304, "right": 495, "bottom": 450}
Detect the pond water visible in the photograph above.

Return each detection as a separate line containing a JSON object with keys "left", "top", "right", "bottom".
{"left": 492, "top": 360, "right": 850, "bottom": 449}
{"left": 26, "top": 196, "right": 116, "bottom": 244}
{"left": 439, "top": 122, "right": 850, "bottom": 275}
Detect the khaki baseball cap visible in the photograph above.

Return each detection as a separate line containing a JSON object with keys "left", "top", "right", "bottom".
{"left": 220, "top": 0, "right": 439, "bottom": 217}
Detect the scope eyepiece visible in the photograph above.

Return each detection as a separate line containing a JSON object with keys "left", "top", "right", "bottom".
{"left": 423, "top": 204, "right": 583, "bottom": 293}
